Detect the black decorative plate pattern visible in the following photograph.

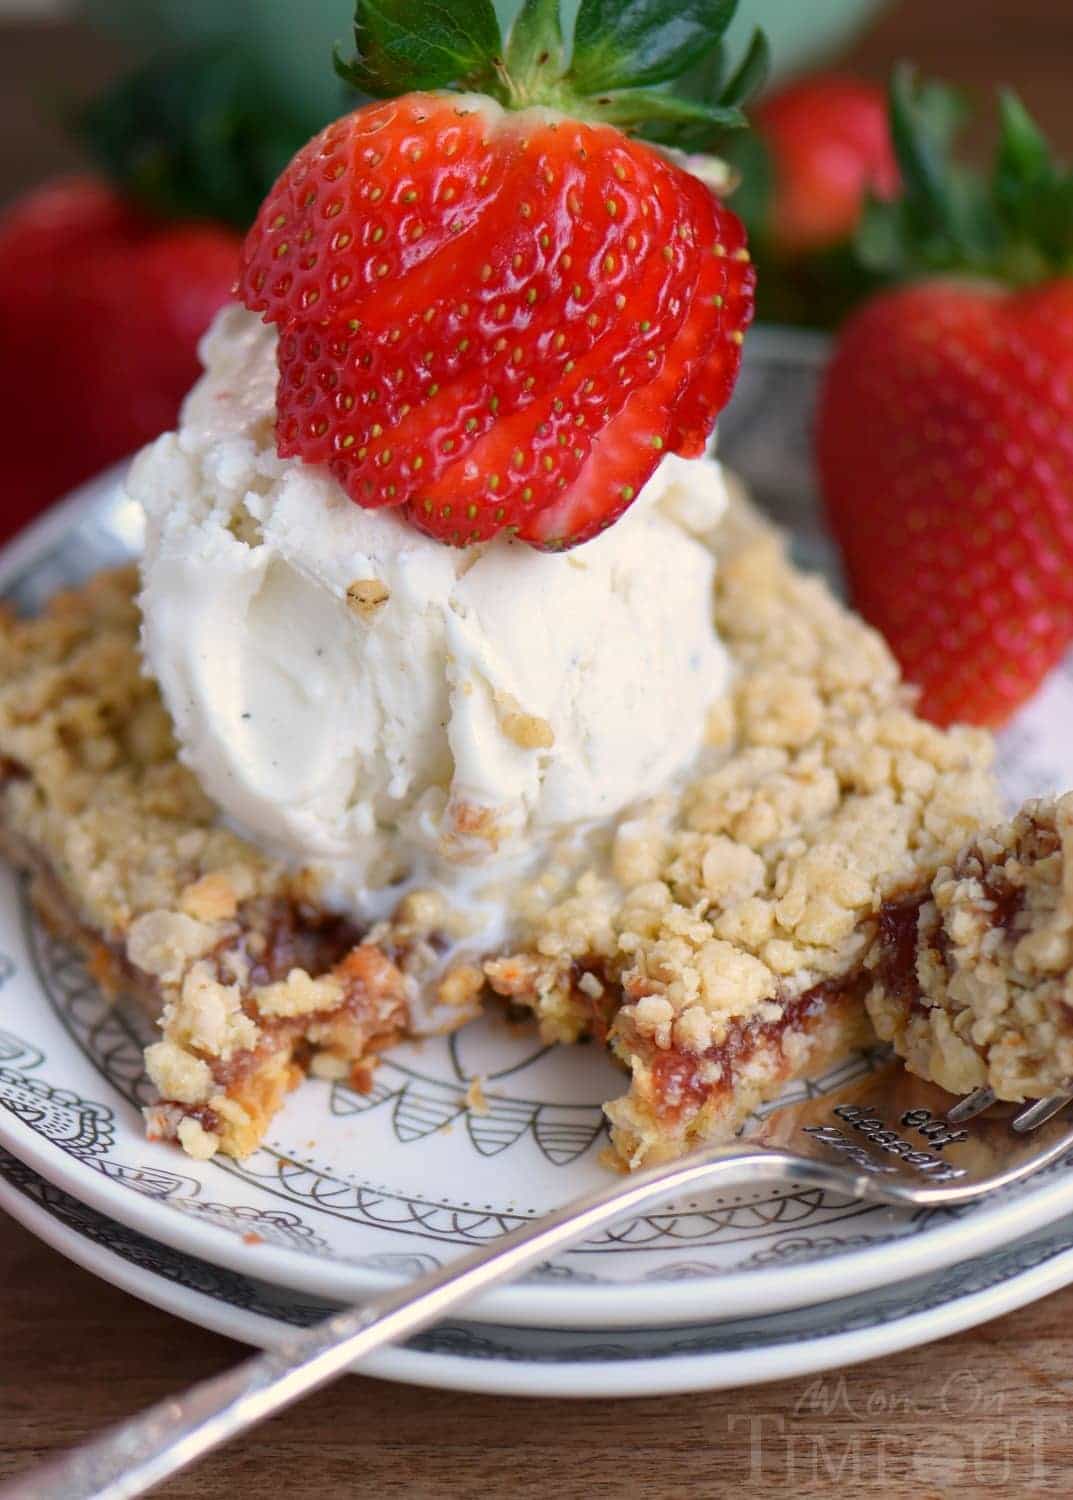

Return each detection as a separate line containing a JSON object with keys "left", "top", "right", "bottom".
{"left": 5, "top": 1143, "right": 1073, "bottom": 1389}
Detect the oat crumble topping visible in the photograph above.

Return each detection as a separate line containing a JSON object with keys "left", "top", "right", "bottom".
{"left": 868, "top": 794, "right": 1073, "bottom": 1101}
{"left": 486, "top": 501, "right": 1000, "bottom": 1163}
{"left": 1, "top": 495, "right": 1035, "bottom": 1169}
{"left": 345, "top": 577, "right": 391, "bottom": 618}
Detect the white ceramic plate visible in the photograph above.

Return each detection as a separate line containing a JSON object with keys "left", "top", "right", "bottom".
{"left": 3, "top": 329, "right": 1073, "bottom": 1333}
{"left": 6, "top": 1143, "right": 1073, "bottom": 1397}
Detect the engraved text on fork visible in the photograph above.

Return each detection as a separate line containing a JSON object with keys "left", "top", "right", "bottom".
{"left": 800, "top": 1104, "right": 969, "bottom": 1182}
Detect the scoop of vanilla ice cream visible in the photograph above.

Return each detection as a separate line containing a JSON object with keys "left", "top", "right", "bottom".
{"left": 130, "top": 304, "right": 731, "bottom": 915}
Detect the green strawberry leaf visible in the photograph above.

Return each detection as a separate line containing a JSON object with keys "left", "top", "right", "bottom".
{"left": 625, "top": 26, "right": 764, "bottom": 150}
{"left": 855, "top": 66, "right": 991, "bottom": 278}
{"left": 886, "top": 64, "right": 967, "bottom": 245}
{"left": 717, "top": 27, "right": 770, "bottom": 110}
{"left": 679, "top": 41, "right": 726, "bottom": 104}
{"left": 995, "top": 89, "right": 1053, "bottom": 190}
{"left": 570, "top": 0, "right": 738, "bottom": 94}
{"left": 335, "top": 0, "right": 760, "bottom": 150}
{"left": 717, "top": 126, "right": 773, "bottom": 233}
{"left": 589, "top": 88, "right": 744, "bottom": 134}
{"left": 993, "top": 90, "right": 1073, "bottom": 274}
{"left": 335, "top": 0, "right": 505, "bottom": 98}
{"left": 853, "top": 64, "right": 1073, "bottom": 286}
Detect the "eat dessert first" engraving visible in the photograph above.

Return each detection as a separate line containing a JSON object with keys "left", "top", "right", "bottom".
{"left": 801, "top": 1104, "right": 969, "bottom": 1181}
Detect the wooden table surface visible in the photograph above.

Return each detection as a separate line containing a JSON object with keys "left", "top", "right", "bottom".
{"left": 4, "top": 2, "right": 1073, "bottom": 1495}
{"left": 3, "top": 1208, "right": 1073, "bottom": 1498}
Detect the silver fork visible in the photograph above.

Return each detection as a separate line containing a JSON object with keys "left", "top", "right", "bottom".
{"left": 6, "top": 1058, "right": 1073, "bottom": 1500}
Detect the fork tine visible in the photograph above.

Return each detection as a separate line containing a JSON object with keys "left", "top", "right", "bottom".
{"left": 1012, "top": 1089, "right": 1073, "bottom": 1133}
{"left": 947, "top": 1087, "right": 996, "bottom": 1123}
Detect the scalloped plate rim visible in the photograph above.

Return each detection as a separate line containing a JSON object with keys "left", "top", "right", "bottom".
{"left": 5, "top": 1149, "right": 1073, "bottom": 1398}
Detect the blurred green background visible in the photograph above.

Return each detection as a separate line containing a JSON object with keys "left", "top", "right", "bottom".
{"left": 3, "top": 1, "right": 1072, "bottom": 207}
{"left": 82, "top": 0, "right": 888, "bottom": 136}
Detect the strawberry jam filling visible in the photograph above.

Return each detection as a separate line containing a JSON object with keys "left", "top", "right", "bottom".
{"left": 873, "top": 836, "right": 1038, "bottom": 1022}
{"left": 212, "top": 897, "right": 364, "bottom": 990}
{"left": 198, "top": 909, "right": 410, "bottom": 1093}
{"left": 641, "top": 974, "right": 868, "bottom": 1126}
{"left": 874, "top": 893, "right": 929, "bottom": 1014}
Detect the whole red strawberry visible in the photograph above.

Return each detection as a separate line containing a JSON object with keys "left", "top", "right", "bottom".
{"left": 755, "top": 74, "right": 899, "bottom": 255}
{"left": 236, "top": 0, "right": 764, "bottom": 549}
{"left": 819, "top": 72, "right": 1073, "bottom": 727}
{"left": 0, "top": 177, "right": 239, "bottom": 542}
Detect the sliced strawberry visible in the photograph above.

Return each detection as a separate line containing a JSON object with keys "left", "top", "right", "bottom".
{"left": 523, "top": 177, "right": 755, "bottom": 547}
{"left": 240, "top": 97, "right": 510, "bottom": 326}
{"left": 406, "top": 155, "right": 719, "bottom": 543}
{"left": 666, "top": 201, "right": 756, "bottom": 456}
{"left": 239, "top": 87, "right": 754, "bottom": 546}
{"left": 262, "top": 110, "right": 722, "bottom": 517}
{"left": 523, "top": 267, "right": 742, "bottom": 547}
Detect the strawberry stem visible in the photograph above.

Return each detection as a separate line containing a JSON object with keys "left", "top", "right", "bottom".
{"left": 335, "top": 0, "right": 766, "bottom": 149}
{"left": 505, "top": 0, "right": 566, "bottom": 99}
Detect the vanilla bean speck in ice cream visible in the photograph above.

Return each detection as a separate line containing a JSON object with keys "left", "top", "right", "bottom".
{"left": 129, "top": 305, "right": 733, "bottom": 935}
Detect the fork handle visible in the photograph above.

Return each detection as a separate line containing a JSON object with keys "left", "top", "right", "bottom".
{"left": 2, "top": 1145, "right": 802, "bottom": 1500}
